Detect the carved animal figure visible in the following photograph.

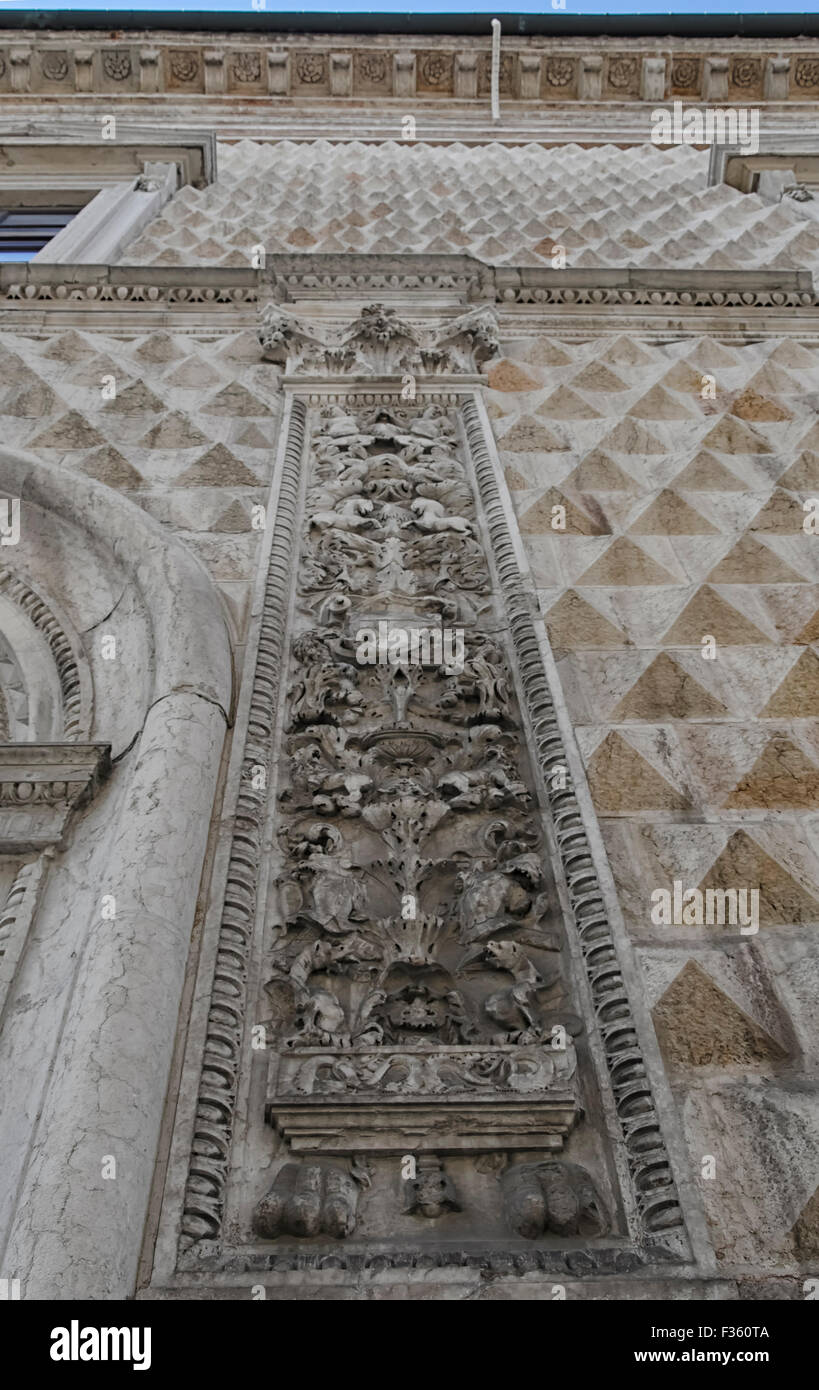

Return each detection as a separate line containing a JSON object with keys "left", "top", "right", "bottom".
{"left": 483, "top": 939, "right": 559, "bottom": 1043}
{"left": 437, "top": 765, "right": 529, "bottom": 810}
{"left": 441, "top": 638, "right": 510, "bottom": 720}
{"left": 404, "top": 1156, "right": 460, "bottom": 1218}
{"left": 309, "top": 497, "right": 374, "bottom": 531}
{"left": 455, "top": 853, "right": 543, "bottom": 945}
{"left": 253, "top": 1160, "right": 368, "bottom": 1240}
{"left": 293, "top": 858, "right": 369, "bottom": 933}
{"left": 288, "top": 633, "right": 363, "bottom": 726}
{"left": 408, "top": 496, "right": 472, "bottom": 535}
{"left": 501, "top": 1160, "right": 608, "bottom": 1240}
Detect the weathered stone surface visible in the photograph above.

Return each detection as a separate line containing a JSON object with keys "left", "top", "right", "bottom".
{"left": 1, "top": 19, "right": 818, "bottom": 1305}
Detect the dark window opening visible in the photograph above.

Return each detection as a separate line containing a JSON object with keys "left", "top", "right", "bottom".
{"left": 0, "top": 208, "right": 81, "bottom": 262}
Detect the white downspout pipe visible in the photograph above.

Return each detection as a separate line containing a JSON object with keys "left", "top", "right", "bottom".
{"left": 490, "top": 18, "right": 501, "bottom": 122}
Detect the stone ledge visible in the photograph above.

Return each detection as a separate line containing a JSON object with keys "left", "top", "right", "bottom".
{"left": 0, "top": 741, "right": 111, "bottom": 851}
{"left": 0, "top": 260, "right": 815, "bottom": 312}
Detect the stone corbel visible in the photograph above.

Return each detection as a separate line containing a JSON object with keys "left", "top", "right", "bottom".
{"left": 0, "top": 743, "right": 111, "bottom": 853}
{"left": 204, "top": 47, "right": 227, "bottom": 96}
{"left": 393, "top": 52, "right": 416, "bottom": 100}
{"left": 641, "top": 57, "right": 666, "bottom": 102}
{"left": 704, "top": 57, "right": 730, "bottom": 101}
{"left": 330, "top": 52, "right": 353, "bottom": 97}
{"left": 764, "top": 57, "right": 791, "bottom": 101}
{"left": 139, "top": 47, "right": 160, "bottom": 94}
{"left": 518, "top": 54, "right": 541, "bottom": 101}
{"left": 267, "top": 49, "right": 289, "bottom": 95}
{"left": 73, "top": 47, "right": 95, "bottom": 93}
{"left": 454, "top": 53, "right": 478, "bottom": 100}
{"left": 579, "top": 55, "right": 603, "bottom": 101}
{"left": 9, "top": 48, "right": 32, "bottom": 95}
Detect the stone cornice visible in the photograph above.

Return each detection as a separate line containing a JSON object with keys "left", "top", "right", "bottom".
{"left": 0, "top": 31, "right": 819, "bottom": 106}
{"left": 0, "top": 122, "right": 217, "bottom": 187}
{"left": 0, "top": 261, "right": 815, "bottom": 315}
{"left": 0, "top": 742, "right": 111, "bottom": 852}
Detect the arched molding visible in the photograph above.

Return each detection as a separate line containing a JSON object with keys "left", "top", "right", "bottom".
{"left": 0, "top": 446, "right": 234, "bottom": 1300}
{"left": 1, "top": 447, "right": 232, "bottom": 726}
{"left": 0, "top": 572, "right": 89, "bottom": 741}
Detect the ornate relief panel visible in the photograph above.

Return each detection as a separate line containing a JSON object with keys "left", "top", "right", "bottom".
{"left": 172, "top": 308, "right": 692, "bottom": 1285}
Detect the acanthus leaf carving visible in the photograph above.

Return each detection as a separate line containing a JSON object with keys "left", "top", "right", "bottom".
{"left": 258, "top": 302, "right": 499, "bottom": 376}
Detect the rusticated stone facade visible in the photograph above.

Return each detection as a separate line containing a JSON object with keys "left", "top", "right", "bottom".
{"left": 0, "top": 21, "right": 817, "bottom": 1302}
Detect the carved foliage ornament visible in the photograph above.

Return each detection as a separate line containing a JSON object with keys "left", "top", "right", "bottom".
{"left": 671, "top": 58, "right": 699, "bottom": 89}
{"left": 41, "top": 52, "right": 69, "bottom": 81}
{"left": 251, "top": 396, "right": 605, "bottom": 1247}
{"left": 420, "top": 53, "right": 452, "bottom": 87}
{"left": 232, "top": 52, "right": 262, "bottom": 84}
{"left": 103, "top": 51, "right": 131, "bottom": 81}
{"left": 357, "top": 53, "right": 386, "bottom": 84}
{"left": 795, "top": 58, "right": 819, "bottom": 88}
{"left": 169, "top": 50, "right": 200, "bottom": 83}
{"left": 258, "top": 302, "right": 500, "bottom": 378}
{"left": 607, "top": 57, "right": 638, "bottom": 89}
{"left": 731, "top": 58, "right": 761, "bottom": 88}
{"left": 544, "top": 57, "right": 574, "bottom": 88}
{"left": 296, "top": 53, "right": 326, "bottom": 84}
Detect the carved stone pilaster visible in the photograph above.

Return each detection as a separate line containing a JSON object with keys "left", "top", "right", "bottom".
{"left": 0, "top": 851, "right": 53, "bottom": 1023}
{"left": 175, "top": 307, "right": 691, "bottom": 1273}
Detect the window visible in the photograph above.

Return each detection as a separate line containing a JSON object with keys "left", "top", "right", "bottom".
{"left": 0, "top": 208, "right": 82, "bottom": 261}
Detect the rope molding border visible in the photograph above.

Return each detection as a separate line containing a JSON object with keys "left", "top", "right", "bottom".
{"left": 179, "top": 397, "right": 308, "bottom": 1252}
{"left": 0, "top": 566, "right": 86, "bottom": 739}
{"left": 461, "top": 396, "right": 689, "bottom": 1258}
